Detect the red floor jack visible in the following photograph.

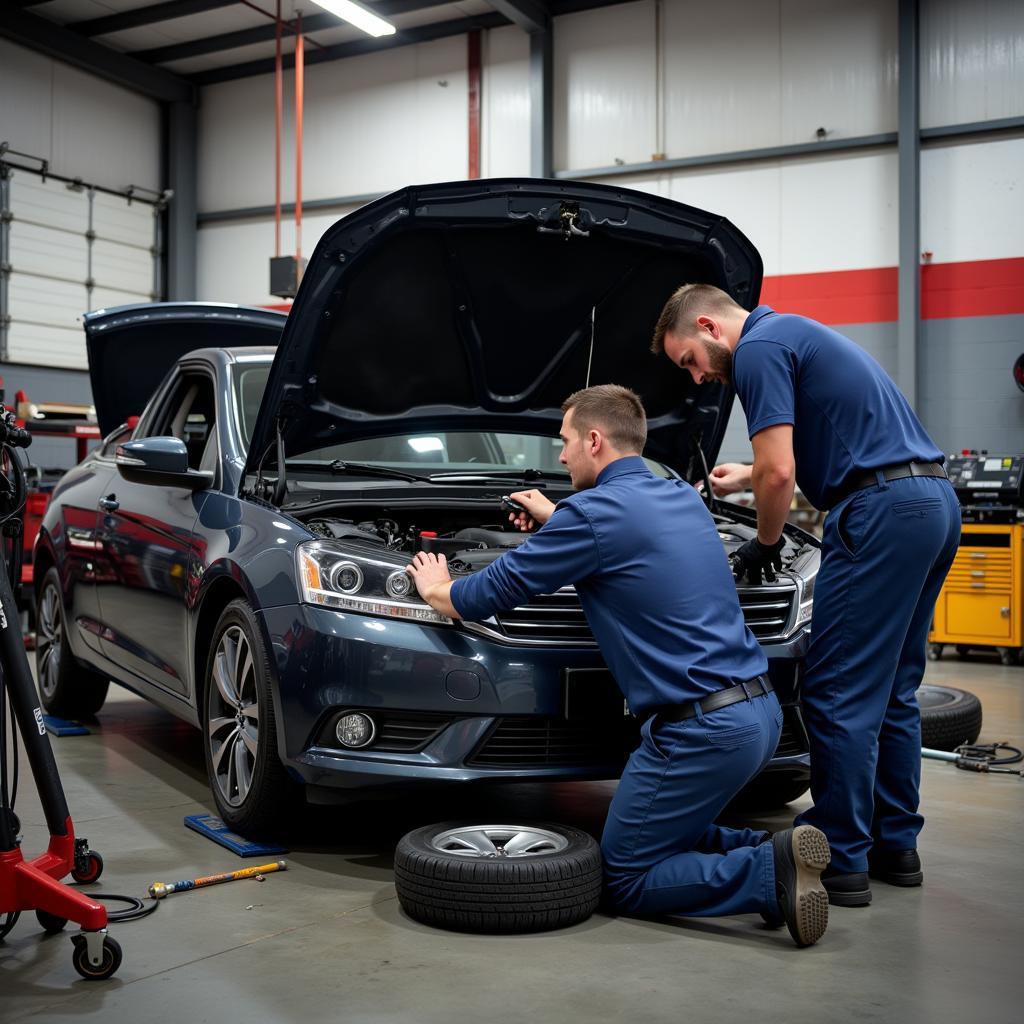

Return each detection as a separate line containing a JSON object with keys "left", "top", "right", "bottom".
{"left": 0, "top": 408, "right": 121, "bottom": 980}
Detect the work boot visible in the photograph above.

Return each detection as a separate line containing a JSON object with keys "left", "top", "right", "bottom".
{"left": 821, "top": 868, "right": 872, "bottom": 907}
{"left": 770, "top": 826, "right": 830, "bottom": 947}
{"left": 868, "top": 848, "right": 923, "bottom": 887}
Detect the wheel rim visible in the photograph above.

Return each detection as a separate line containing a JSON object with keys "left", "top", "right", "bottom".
{"left": 36, "top": 582, "right": 64, "bottom": 701}
{"left": 207, "top": 625, "right": 260, "bottom": 808}
{"left": 429, "top": 825, "right": 569, "bottom": 858}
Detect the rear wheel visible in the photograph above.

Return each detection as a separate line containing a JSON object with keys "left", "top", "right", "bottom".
{"left": 202, "top": 599, "right": 297, "bottom": 837}
{"left": 35, "top": 568, "right": 109, "bottom": 718}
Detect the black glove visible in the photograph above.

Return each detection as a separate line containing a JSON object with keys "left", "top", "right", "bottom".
{"left": 731, "top": 537, "right": 785, "bottom": 585}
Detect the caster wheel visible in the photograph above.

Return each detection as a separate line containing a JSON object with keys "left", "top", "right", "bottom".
{"left": 72, "top": 852, "right": 104, "bottom": 885}
{"left": 36, "top": 910, "right": 68, "bottom": 934}
{"left": 0, "top": 911, "right": 20, "bottom": 941}
{"left": 998, "top": 647, "right": 1018, "bottom": 666}
{"left": 71, "top": 934, "right": 122, "bottom": 981}
{"left": 956, "top": 645, "right": 971, "bottom": 660}
{"left": 928, "top": 644, "right": 943, "bottom": 661}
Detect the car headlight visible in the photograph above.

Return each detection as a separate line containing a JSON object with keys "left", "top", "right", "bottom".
{"left": 791, "top": 547, "right": 821, "bottom": 632}
{"left": 296, "top": 541, "right": 452, "bottom": 625}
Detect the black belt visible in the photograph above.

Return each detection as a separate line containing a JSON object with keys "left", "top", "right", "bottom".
{"left": 832, "top": 461, "right": 947, "bottom": 507}
{"left": 648, "top": 676, "right": 773, "bottom": 724}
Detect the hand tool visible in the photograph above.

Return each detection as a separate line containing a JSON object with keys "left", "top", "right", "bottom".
{"left": 148, "top": 860, "right": 287, "bottom": 899}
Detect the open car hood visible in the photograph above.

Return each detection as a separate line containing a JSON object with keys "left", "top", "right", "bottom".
{"left": 239, "top": 179, "right": 763, "bottom": 480}
{"left": 83, "top": 302, "right": 287, "bottom": 436}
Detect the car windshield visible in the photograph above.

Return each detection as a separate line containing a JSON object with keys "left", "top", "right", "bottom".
{"left": 233, "top": 363, "right": 671, "bottom": 478}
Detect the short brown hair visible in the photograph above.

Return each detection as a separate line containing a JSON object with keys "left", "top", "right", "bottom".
{"left": 650, "top": 283, "right": 744, "bottom": 354}
{"left": 561, "top": 384, "right": 647, "bottom": 454}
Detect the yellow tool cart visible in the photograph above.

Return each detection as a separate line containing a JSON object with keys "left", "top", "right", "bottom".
{"left": 929, "top": 453, "right": 1024, "bottom": 666}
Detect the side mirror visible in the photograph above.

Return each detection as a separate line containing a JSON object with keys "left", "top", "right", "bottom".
{"left": 116, "top": 437, "right": 212, "bottom": 492}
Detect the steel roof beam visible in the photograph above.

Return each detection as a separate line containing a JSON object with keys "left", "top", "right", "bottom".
{"left": 72, "top": 0, "right": 239, "bottom": 38}
{"left": 129, "top": 0, "right": 455, "bottom": 65}
{"left": 0, "top": 6, "right": 193, "bottom": 103}
{"left": 488, "top": 1, "right": 550, "bottom": 33}
{"left": 191, "top": 12, "right": 510, "bottom": 85}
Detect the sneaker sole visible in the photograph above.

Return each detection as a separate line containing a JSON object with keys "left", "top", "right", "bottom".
{"left": 791, "top": 826, "right": 831, "bottom": 946}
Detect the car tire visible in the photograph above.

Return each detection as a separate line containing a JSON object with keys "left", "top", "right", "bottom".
{"left": 919, "top": 684, "right": 982, "bottom": 751}
{"left": 728, "top": 773, "right": 810, "bottom": 811}
{"left": 395, "top": 822, "right": 602, "bottom": 934}
{"left": 202, "top": 599, "right": 298, "bottom": 838}
{"left": 34, "top": 567, "right": 109, "bottom": 719}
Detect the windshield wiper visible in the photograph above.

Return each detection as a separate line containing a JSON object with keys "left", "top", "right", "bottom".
{"left": 428, "top": 468, "right": 569, "bottom": 484}
{"left": 285, "top": 459, "right": 433, "bottom": 483}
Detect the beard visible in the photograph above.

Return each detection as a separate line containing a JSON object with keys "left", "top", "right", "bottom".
{"left": 700, "top": 336, "right": 733, "bottom": 386}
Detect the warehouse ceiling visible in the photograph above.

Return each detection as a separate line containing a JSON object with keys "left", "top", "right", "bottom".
{"left": 10, "top": 0, "right": 626, "bottom": 85}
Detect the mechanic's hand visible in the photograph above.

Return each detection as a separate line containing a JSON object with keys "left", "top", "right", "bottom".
{"left": 731, "top": 536, "right": 785, "bottom": 585}
{"left": 406, "top": 551, "right": 452, "bottom": 601}
{"left": 697, "top": 462, "right": 752, "bottom": 497}
{"left": 507, "top": 489, "right": 556, "bottom": 532}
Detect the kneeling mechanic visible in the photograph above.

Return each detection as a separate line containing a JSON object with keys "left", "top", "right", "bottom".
{"left": 407, "top": 384, "right": 831, "bottom": 946}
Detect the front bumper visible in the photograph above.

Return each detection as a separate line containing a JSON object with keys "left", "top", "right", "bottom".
{"left": 261, "top": 604, "right": 811, "bottom": 790}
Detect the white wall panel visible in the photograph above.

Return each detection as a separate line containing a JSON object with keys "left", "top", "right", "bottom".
{"left": 198, "top": 36, "right": 467, "bottom": 214}
{"left": 196, "top": 208, "right": 360, "bottom": 306}
{"left": 778, "top": 149, "right": 897, "bottom": 274}
{"left": 922, "top": 0, "right": 1024, "bottom": 128}
{"left": 0, "top": 39, "right": 161, "bottom": 191}
{"left": 554, "top": 2, "right": 657, "bottom": 171}
{"left": 780, "top": 0, "right": 897, "bottom": 143}
{"left": 0, "top": 39, "right": 53, "bottom": 161}
{"left": 921, "top": 136, "right": 1024, "bottom": 264}
{"left": 662, "top": 0, "right": 782, "bottom": 159}
{"left": 481, "top": 25, "right": 530, "bottom": 178}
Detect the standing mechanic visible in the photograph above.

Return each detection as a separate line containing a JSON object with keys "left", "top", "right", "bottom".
{"left": 407, "top": 384, "right": 831, "bottom": 947}
{"left": 652, "top": 284, "right": 961, "bottom": 907}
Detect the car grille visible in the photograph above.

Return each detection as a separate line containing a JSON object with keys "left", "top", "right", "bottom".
{"left": 467, "top": 704, "right": 807, "bottom": 769}
{"left": 467, "top": 583, "right": 798, "bottom": 645}
{"left": 467, "top": 716, "right": 637, "bottom": 768}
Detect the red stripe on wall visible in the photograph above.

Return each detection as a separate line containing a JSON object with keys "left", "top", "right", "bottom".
{"left": 760, "top": 257, "right": 1024, "bottom": 324}
{"left": 760, "top": 267, "right": 897, "bottom": 325}
{"left": 920, "top": 256, "right": 1024, "bottom": 320}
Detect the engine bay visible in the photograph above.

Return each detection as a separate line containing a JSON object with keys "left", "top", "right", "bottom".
{"left": 297, "top": 501, "right": 816, "bottom": 577}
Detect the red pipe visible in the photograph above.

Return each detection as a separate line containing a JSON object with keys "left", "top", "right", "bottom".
{"left": 274, "top": 0, "right": 282, "bottom": 257}
{"left": 295, "top": 12, "right": 304, "bottom": 265}
{"left": 468, "top": 30, "right": 481, "bottom": 179}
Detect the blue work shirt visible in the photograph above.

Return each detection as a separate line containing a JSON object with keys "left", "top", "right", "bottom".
{"left": 733, "top": 306, "right": 942, "bottom": 510}
{"left": 449, "top": 456, "right": 767, "bottom": 718}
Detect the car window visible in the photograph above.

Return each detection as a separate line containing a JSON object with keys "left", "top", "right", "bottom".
{"left": 148, "top": 372, "right": 217, "bottom": 472}
{"left": 231, "top": 362, "right": 671, "bottom": 478}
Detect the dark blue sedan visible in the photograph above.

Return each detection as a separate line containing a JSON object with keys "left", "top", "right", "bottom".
{"left": 34, "top": 180, "right": 818, "bottom": 835}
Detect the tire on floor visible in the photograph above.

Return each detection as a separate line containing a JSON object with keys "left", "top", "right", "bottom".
{"left": 919, "top": 684, "right": 983, "bottom": 751}
{"left": 395, "top": 822, "right": 602, "bottom": 934}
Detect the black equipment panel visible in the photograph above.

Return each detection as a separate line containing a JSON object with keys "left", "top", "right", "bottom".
{"left": 946, "top": 453, "right": 1024, "bottom": 523}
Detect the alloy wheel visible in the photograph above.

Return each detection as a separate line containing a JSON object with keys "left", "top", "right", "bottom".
{"left": 36, "top": 583, "right": 64, "bottom": 701}
{"left": 208, "top": 625, "right": 261, "bottom": 808}
{"left": 429, "top": 825, "right": 570, "bottom": 858}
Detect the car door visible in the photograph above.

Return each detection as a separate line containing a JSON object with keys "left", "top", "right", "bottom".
{"left": 93, "top": 365, "right": 217, "bottom": 697}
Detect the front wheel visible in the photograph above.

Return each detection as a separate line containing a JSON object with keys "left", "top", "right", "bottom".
{"left": 202, "top": 599, "right": 298, "bottom": 838}
{"left": 35, "top": 568, "right": 109, "bottom": 718}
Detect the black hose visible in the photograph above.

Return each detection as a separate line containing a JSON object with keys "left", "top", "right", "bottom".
{"left": 84, "top": 893, "right": 161, "bottom": 923}
{"left": 954, "top": 742, "right": 1023, "bottom": 766}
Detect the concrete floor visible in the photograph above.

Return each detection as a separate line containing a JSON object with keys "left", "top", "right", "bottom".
{"left": 2, "top": 657, "right": 1021, "bottom": 1023}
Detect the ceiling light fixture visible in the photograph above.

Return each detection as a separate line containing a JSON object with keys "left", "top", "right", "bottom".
{"left": 309, "top": 0, "right": 397, "bottom": 37}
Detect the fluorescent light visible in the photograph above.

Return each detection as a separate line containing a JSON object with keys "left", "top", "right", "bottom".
{"left": 310, "top": 0, "right": 397, "bottom": 37}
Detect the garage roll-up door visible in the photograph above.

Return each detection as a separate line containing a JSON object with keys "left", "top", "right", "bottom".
{"left": 1, "top": 162, "right": 163, "bottom": 370}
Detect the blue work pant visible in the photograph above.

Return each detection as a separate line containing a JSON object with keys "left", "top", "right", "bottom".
{"left": 795, "top": 475, "right": 961, "bottom": 873}
{"left": 602, "top": 691, "right": 782, "bottom": 917}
